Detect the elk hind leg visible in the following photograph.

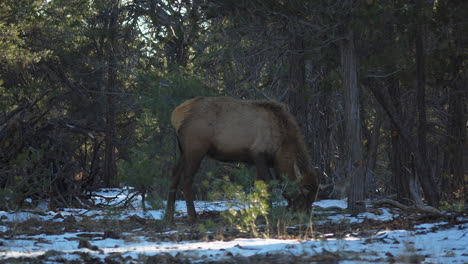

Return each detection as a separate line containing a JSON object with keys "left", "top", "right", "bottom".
{"left": 166, "top": 156, "right": 184, "bottom": 222}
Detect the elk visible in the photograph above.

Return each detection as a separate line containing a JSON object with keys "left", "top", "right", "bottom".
{"left": 166, "top": 96, "right": 320, "bottom": 222}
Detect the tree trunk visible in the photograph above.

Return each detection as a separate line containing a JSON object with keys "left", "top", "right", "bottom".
{"left": 287, "top": 26, "right": 307, "bottom": 135}
{"left": 341, "top": 28, "right": 366, "bottom": 214}
{"left": 386, "top": 20, "right": 412, "bottom": 203}
{"left": 414, "top": 0, "right": 439, "bottom": 206}
{"left": 103, "top": 0, "right": 120, "bottom": 187}
{"left": 446, "top": 17, "right": 467, "bottom": 200}
{"left": 449, "top": 68, "right": 467, "bottom": 197}
{"left": 363, "top": 108, "right": 383, "bottom": 198}
{"left": 388, "top": 75, "right": 412, "bottom": 203}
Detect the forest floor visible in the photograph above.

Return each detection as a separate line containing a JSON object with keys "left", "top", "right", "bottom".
{"left": 0, "top": 188, "right": 467, "bottom": 263}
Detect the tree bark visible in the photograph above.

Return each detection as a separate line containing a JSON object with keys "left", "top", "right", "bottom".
{"left": 103, "top": 0, "right": 120, "bottom": 187}
{"left": 287, "top": 26, "right": 307, "bottom": 135}
{"left": 388, "top": 75, "right": 412, "bottom": 203}
{"left": 363, "top": 108, "right": 383, "bottom": 198}
{"left": 341, "top": 28, "right": 366, "bottom": 214}
{"left": 384, "top": 20, "right": 412, "bottom": 203}
{"left": 446, "top": 14, "right": 467, "bottom": 200}
{"left": 414, "top": 0, "right": 439, "bottom": 206}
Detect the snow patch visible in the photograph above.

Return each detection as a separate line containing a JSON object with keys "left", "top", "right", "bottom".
{"left": 0, "top": 188, "right": 467, "bottom": 264}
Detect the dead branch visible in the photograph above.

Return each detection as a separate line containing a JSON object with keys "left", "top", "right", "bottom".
{"left": 374, "top": 198, "right": 441, "bottom": 214}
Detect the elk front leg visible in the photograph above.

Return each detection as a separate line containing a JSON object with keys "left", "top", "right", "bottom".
{"left": 181, "top": 153, "right": 204, "bottom": 222}
{"left": 253, "top": 153, "right": 272, "bottom": 182}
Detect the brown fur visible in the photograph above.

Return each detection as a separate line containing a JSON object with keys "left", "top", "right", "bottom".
{"left": 166, "top": 96, "right": 320, "bottom": 222}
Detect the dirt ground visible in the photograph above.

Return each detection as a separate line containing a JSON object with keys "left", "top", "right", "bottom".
{"left": 1, "top": 201, "right": 466, "bottom": 263}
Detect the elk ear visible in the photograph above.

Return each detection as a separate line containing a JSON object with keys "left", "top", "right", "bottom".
{"left": 294, "top": 162, "right": 303, "bottom": 180}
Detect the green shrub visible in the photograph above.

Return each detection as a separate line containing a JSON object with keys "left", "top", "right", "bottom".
{"left": 218, "top": 170, "right": 319, "bottom": 238}
{"left": 222, "top": 180, "right": 270, "bottom": 237}
{"left": 118, "top": 148, "right": 170, "bottom": 211}
{"left": 0, "top": 148, "right": 54, "bottom": 210}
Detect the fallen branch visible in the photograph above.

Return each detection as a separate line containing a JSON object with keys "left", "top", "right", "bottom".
{"left": 374, "top": 199, "right": 440, "bottom": 214}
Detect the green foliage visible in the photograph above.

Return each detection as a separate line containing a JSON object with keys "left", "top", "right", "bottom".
{"left": 206, "top": 166, "right": 255, "bottom": 202}
{"left": 0, "top": 188, "right": 15, "bottom": 210}
{"left": 118, "top": 147, "right": 170, "bottom": 211}
{"left": 216, "top": 170, "right": 320, "bottom": 238}
{"left": 13, "top": 149, "right": 52, "bottom": 198}
{"left": 0, "top": 0, "right": 465, "bottom": 211}
{"left": 439, "top": 186, "right": 465, "bottom": 212}
{"left": 0, "top": 148, "right": 52, "bottom": 209}
{"left": 222, "top": 180, "right": 270, "bottom": 237}
{"left": 118, "top": 69, "right": 214, "bottom": 209}
{"left": 230, "top": 167, "right": 256, "bottom": 189}
{"left": 197, "top": 220, "right": 217, "bottom": 234}
{"left": 0, "top": 22, "right": 44, "bottom": 66}
{"left": 118, "top": 68, "right": 216, "bottom": 210}
{"left": 0, "top": 0, "right": 48, "bottom": 68}
{"left": 265, "top": 178, "right": 317, "bottom": 238}
{"left": 137, "top": 69, "right": 213, "bottom": 126}
{"left": 118, "top": 151, "right": 156, "bottom": 188}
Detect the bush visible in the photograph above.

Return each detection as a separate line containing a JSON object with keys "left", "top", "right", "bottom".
{"left": 218, "top": 168, "right": 318, "bottom": 238}
{"left": 118, "top": 148, "right": 170, "bottom": 211}
{"left": 0, "top": 148, "right": 53, "bottom": 210}
{"left": 222, "top": 180, "right": 271, "bottom": 237}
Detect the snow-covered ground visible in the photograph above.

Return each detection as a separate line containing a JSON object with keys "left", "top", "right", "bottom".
{"left": 0, "top": 188, "right": 467, "bottom": 263}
